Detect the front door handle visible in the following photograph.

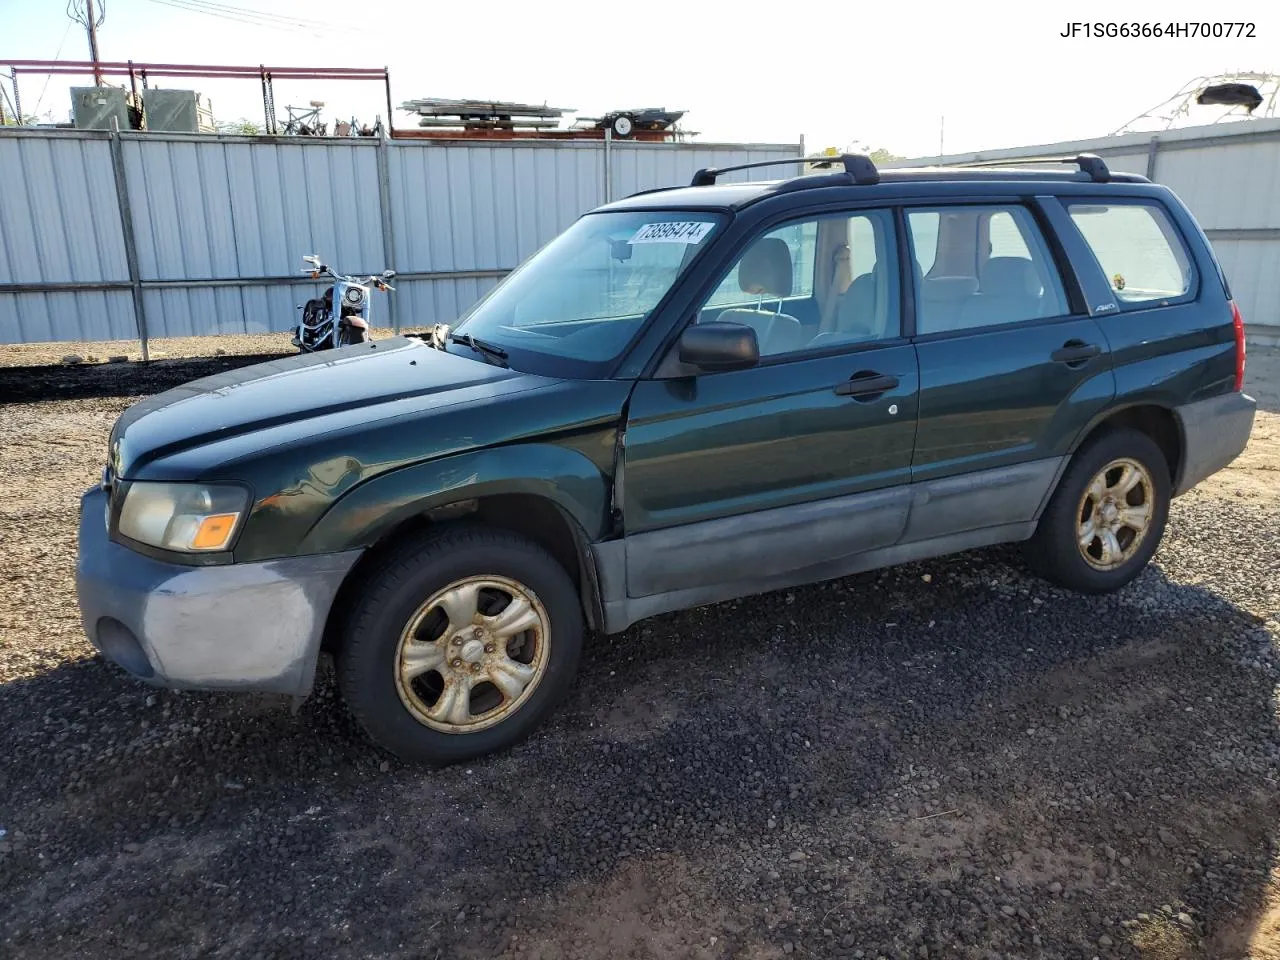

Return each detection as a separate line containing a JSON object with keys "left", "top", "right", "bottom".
{"left": 834, "top": 372, "right": 899, "bottom": 399}
{"left": 1051, "top": 341, "right": 1102, "bottom": 367}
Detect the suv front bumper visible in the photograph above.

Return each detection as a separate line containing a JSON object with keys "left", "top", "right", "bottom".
{"left": 1174, "top": 391, "right": 1258, "bottom": 495}
{"left": 75, "top": 487, "right": 361, "bottom": 697}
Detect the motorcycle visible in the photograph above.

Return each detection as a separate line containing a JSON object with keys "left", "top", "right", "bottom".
{"left": 292, "top": 255, "right": 396, "bottom": 353}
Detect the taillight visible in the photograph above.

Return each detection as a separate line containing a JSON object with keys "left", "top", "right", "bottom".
{"left": 1230, "top": 299, "right": 1246, "bottom": 392}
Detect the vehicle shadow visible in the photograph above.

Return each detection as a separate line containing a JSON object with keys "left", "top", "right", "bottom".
{"left": 1, "top": 545, "right": 1277, "bottom": 959}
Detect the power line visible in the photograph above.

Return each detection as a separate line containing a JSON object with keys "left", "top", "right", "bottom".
{"left": 66, "top": 0, "right": 106, "bottom": 85}
{"left": 142, "top": 0, "right": 360, "bottom": 36}
{"left": 66, "top": 0, "right": 106, "bottom": 28}
{"left": 157, "top": 0, "right": 340, "bottom": 29}
{"left": 144, "top": 0, "right": 304, "bottom": 33}
{"left": 35, "top": 20, "right": 77, "bottom": 114}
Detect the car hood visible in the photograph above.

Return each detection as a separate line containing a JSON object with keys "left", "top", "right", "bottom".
{"left": 110, "top": 337, "right": 541, "bottom": 478}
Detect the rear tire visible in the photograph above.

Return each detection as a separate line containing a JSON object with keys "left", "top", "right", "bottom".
{"left": 1023, "top": 427, "right": 1171, "bottom": 594}
{"left": 337, "top": 526, "right": 584, "bottom": 765}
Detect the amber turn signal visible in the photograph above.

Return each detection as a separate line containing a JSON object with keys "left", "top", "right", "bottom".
{"left": 190, "top": 513, "right": 239, "bottom": 550}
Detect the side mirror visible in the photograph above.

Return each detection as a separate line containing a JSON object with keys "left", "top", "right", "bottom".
{"left": 678, "top": 321, "right": 759, "bottom": 372}
{"left": 302, "top": 255, "right": 321, "bottom": 266}
{"left": 381, "top": 269, "right": 397, "bottom": 280}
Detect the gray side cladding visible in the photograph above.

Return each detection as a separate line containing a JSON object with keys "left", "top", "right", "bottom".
{"left": 595, "top": 457, "right": 1064, "bottom": 633}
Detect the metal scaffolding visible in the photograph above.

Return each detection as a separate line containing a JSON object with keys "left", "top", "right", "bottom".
{"left": 0, "top": 59, "right": 392, "bottom": 135}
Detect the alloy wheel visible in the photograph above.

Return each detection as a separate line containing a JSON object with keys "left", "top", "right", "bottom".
{"left": 1076, "top": 457, "right": 1155, "bottom": 571}
{"left": 394, "top": 575, "right": 550, "bottom": 733}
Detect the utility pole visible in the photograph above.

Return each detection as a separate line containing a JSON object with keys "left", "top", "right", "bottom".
{"left": 70, "top": 0, "right": 106, "bottom": 85}
{"left": 86, "top": 0, "right": 104, "bottom": 85}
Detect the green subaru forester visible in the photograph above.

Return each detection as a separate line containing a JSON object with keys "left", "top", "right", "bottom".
{"left": 77, "top": 153, "right": 1257, "bottom": 764}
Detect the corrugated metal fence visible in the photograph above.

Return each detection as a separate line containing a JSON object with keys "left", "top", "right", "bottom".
{"left": 0, "top": 129, "right": 800, "bottom": 345}
{"left": 890, "top": 118, "right": 1280, "bottom": 338}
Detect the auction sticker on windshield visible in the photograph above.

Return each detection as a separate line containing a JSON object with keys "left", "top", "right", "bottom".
{"left": 631, "top": 221, "right": 715, "bottom": 244}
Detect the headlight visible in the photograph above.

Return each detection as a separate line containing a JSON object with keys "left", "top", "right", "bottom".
{"left": 118, "top": 482, "right": 248, "bottom": 553}
{"left": 343, "top": 286, "right": 366, "bottom": 307}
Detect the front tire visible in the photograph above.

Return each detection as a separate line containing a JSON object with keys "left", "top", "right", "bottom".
{"left": 337, "top": 322, "right": 369, "bottom": 347}
{"left": 1024, "top": 427, "right": 1171, "bottom": 594}
{"left": 337, "top": 526, "right": 584, "bottom": 765}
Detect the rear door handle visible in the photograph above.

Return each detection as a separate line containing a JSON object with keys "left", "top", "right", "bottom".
{"left": 1051, "top": 341, "right": 1102, "bottom": 366}
{"left": 834, "top": 372, "right": 899, "bottom": 399}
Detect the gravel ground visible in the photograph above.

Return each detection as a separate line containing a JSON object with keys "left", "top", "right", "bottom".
{"left": 0, "top": 349, "right": 1278, "bottom": 960}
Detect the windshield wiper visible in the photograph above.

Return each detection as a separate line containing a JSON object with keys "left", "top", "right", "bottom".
{"left": 448, "top": 332, "right": 509, "bottom": 367}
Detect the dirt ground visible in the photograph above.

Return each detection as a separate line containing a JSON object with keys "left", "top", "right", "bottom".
{"left": 1191, "top": 346, "right": 1279, "bottom": 502}
{"left": 0, "top": 327, "right": 428, "bottom": 368}
{"left": 0, "top": 342, "right": 1277, "bottom": 960}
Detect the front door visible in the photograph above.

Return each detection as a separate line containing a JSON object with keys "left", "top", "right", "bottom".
{"left": 621, "top": 208, "right": 921, "bottom": 599}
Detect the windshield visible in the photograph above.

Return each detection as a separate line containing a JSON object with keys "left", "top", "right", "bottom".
{"left": 449, "top": 210, "right": 725, "bottom": 376}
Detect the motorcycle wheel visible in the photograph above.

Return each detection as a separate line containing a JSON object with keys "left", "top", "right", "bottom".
{"left": 338, "top": 325, "right": 371, "bottom": 347}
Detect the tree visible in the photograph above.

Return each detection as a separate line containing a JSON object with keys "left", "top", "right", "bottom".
{"left": 214, "top": 117, "right": 263, "bottom": 136}
{"left": 1, "top": 109, "right": 54, "bottom": 126}
{"left": 846, "top": 142, "right": 902, "bottom": 164}
{"left": 816, "top": 143, "right": 905, "bottom": 164}
{"left": 866, "top": 147, "right": 902, "bottom": 164}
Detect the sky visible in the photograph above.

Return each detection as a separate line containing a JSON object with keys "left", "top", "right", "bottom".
{"left": 2, "top": 0, "right": 1276, "bottom": 157}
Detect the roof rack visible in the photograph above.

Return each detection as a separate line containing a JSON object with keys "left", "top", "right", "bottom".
{"left": 690, "top": 153, "right": 880, "bottom": 187}
{"left": 952, "top": 153, "right": 1111, "bottom": 183}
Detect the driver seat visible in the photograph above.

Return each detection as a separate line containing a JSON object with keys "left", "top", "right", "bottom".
{"left": 713, "top": 238, "right": 806, "bottom": 355}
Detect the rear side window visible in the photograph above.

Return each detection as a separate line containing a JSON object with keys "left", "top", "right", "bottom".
{"left": 1067, "top": 202, "right": 1194, "bottom": 305}
{"left": 988, "top": 211, "right": 1031, "bottom": 258}
{"left": 905, "top": 205, "right": 1068, "bottom": 335}
{"left": 908, "top": 211, "right": 940, "bottom": 274}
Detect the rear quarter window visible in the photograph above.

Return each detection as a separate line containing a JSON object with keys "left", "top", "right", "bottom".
{"left": 1067, "top": 202, "right": 1194, "bottom": 306}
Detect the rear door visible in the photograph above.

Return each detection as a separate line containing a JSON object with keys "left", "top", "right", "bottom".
{"left": 1061, "top": 196, "right": 1236, "bottom": 401}
{"left": 904, "top": 200, "right": 1116, "bottom": 541}
{"left": 621, "top": 207, "right": 920, "bottom": 599}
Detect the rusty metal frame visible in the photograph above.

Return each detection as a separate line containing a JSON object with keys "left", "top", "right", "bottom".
{"left": 1, "top": 59, "right": 391, "bottom": 135}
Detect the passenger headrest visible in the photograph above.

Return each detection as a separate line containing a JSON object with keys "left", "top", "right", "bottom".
{"left": 738, "top": 237, "right": 794, "bottom": 299}
{"left": 838, "top": 264, "right": 886, "bottom": 335}
{"left": 981, "top": 257, "right": 1041, "bottom": 298}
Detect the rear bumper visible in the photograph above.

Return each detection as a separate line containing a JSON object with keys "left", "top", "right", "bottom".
{"left": 75, "top": 487, "right": 361, "bottom": 696}
{"left": 1173, "top": 391, "right": 1257, "bottom": 495}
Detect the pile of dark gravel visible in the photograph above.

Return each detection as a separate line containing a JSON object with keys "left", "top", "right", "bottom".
{"left": 0, "top": 353, "right": 283, "bottom": 404}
